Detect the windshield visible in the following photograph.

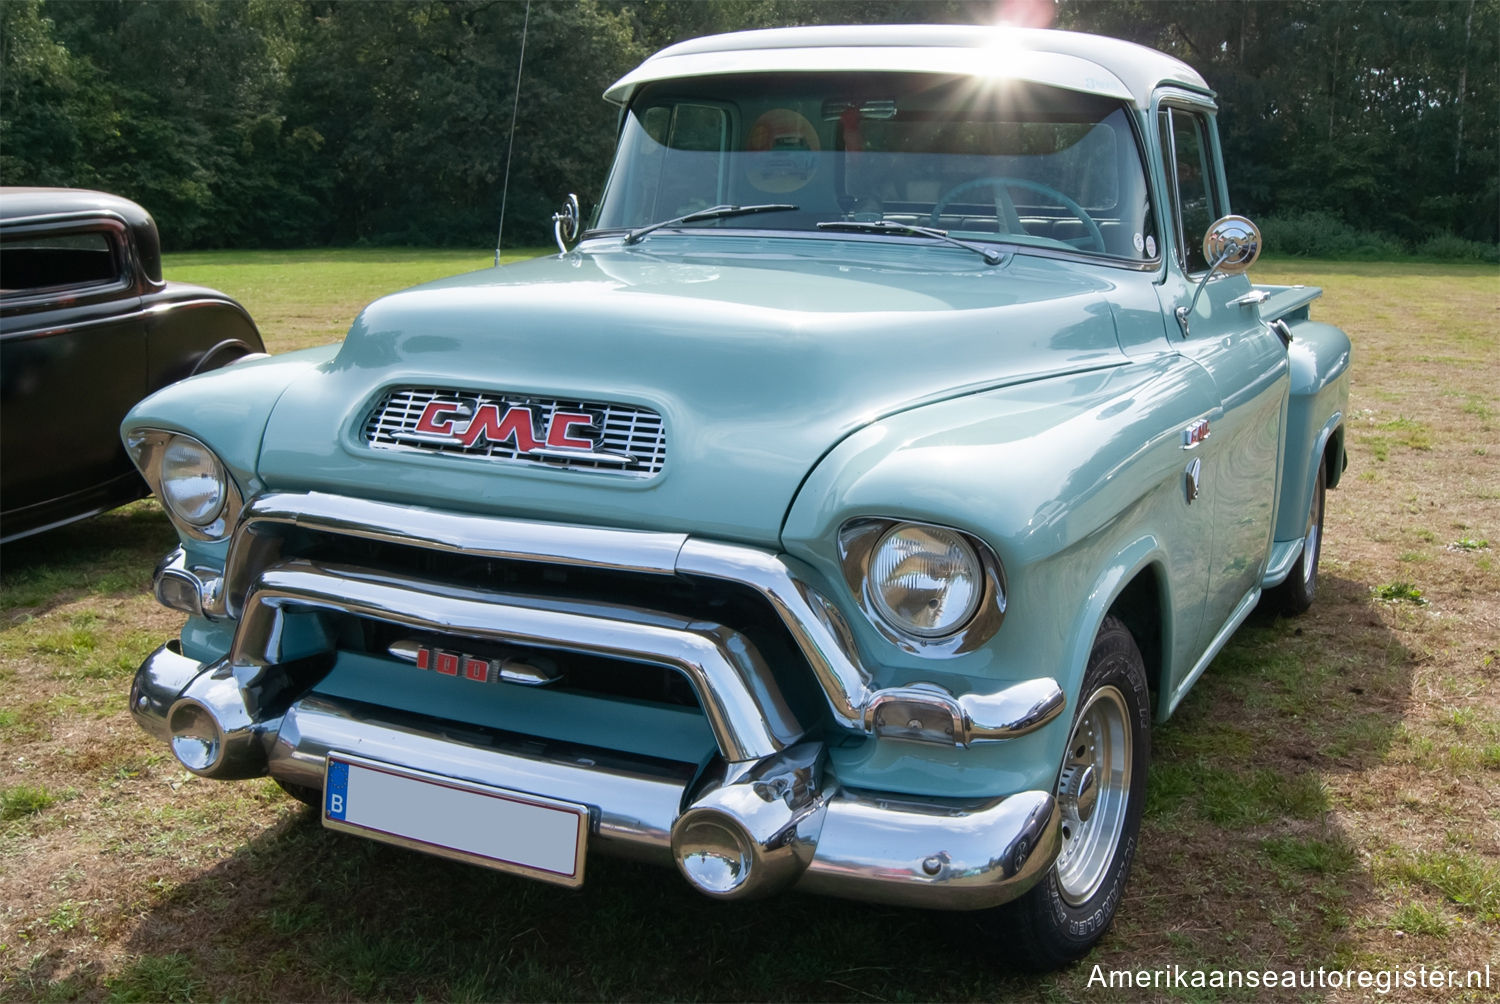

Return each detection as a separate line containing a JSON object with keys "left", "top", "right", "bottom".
{"left": 593, "top": 72, "right": 1156, "bottom": 262}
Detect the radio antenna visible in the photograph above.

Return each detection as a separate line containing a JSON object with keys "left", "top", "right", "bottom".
{"left": 495, "top": 0, "right": 532, "bottom": 266}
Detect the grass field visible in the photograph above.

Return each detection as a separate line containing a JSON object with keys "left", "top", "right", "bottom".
{"left": 1, "top": 250, "right": 1496, "bottom": 1001}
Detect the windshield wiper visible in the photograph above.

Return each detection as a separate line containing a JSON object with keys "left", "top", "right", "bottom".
{"left": 623, "top": 204, "right": 798, "bottom": 246}
{"left": 815, "top": 220, "right": 1005, "bottom": 265}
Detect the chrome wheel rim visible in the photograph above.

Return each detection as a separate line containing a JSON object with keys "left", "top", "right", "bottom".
{"left": 1054, "top": 684, "right": 1132, "bottom": 905}
{"left": 1302, "top": 495, "right": 1321, "bottom": 587}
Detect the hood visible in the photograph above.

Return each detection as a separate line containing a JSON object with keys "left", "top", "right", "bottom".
{"left": 257, "top": 238, "right": 1133, "bottom": 545}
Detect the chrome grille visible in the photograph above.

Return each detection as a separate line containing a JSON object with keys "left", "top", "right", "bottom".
{"left": 363, "top": 386, "right": 666, "bottom": 477}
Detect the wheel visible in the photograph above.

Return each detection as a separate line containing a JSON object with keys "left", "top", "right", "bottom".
{"left": 1270, "top": 461, "right": 1325, "bottom": 615}
{"left": 995, "top": 615, "right": 1150, "bottom": 970}
{"left": 275, "top": 777, "right": 323, "bottom": 809}
{"left": 928, "top": 176, "right": 1106, "bottom": 252}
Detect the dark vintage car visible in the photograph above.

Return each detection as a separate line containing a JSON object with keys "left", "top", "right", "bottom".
{"left": 1, "top": 188, "right": 265, "bottom": 544}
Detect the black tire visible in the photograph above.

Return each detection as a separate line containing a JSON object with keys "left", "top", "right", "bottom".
{"left": 994, "top": 615, "right": 1150, "bottom": 971}
{"left": 275, "top": 777, "right": 323, "bottom": 809}
{"left": 1271, "top": 460, "right": 1326, "bottom": 615}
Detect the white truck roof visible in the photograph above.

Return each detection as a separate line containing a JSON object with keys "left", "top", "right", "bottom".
{"left": 605, "top": 24, "right": 1211, "bottom": 110}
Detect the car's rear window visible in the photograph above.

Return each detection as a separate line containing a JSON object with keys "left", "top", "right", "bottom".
{"left": 1, "top": 230, "right": 122, "bottom": 294}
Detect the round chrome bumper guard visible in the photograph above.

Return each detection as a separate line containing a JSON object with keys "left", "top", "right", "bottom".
{"left": 671, "top": 744, "right": 827, "bottom": 900}
{"left": 167, "top": 699, "right": 225, "bottom": 773}
{"left": 165, "top": 672, "right": 274, "bottom": 780}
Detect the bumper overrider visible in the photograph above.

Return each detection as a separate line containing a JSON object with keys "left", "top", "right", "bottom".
{"left": 132, "top": 491, "right": 1066, "bottom": 909}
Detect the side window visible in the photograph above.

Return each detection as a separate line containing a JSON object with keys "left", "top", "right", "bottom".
{"left": 0, "top": 230, "right": 123, "bottom": 295}
{"left": 1159, "top": 107, "right": 1223, "bottom": 274}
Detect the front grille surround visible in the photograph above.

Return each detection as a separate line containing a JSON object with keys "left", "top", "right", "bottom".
{"left": 363, "top": 385, "right": 667, "bottom": 477}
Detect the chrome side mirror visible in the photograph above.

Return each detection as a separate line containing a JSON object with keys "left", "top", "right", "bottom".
{"left": 552, "top": 193, "right": 581, "bottom": 253}
{"left": 1202, "top": 214, "right": 1261, "bottom": 274}
{"left": 1176, "top": 215, "right": 1263, "bottom": 337}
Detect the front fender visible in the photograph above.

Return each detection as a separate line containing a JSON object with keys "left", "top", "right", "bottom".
{"left": 120, "top": 346, "right": 337, "bottom": 564}
{"left": 779, "top": 356, "right": 1217, "bottom": 795}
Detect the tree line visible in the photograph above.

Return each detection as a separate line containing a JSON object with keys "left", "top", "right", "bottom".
{"left": 3, "top": 0, "right": 1495, "bottom": 253}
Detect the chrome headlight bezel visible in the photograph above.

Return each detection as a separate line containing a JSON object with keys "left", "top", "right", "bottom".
{"left": 125, "top": 429, "right": 243, "bottom": 541}
{"left": 837, "top": 518, "right": 1007, "bottom": 656}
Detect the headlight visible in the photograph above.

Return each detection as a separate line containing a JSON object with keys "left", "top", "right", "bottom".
{"left": 158, "top": 436, "right": 226, "bottom": 526}
{"left": 867, "top": 523, "right": 982, "bottom": 638}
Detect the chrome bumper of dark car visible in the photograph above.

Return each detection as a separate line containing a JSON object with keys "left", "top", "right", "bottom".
{"left": 133, "top": 641, "right": 1058, "bottom": 909}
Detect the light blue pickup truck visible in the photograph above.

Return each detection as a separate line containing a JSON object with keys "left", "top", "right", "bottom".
{"left": 124, "top": 25, "right": 1350, "bottom": 969}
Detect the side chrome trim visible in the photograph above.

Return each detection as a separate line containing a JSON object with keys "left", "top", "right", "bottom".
{"left": 234, "top": 559, "right": 803, "bottom": 763}
{"left": 1167, "top": 584, "right": 1261, "bottom": 715}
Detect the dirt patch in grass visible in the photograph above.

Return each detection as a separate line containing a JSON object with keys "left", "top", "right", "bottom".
{"left": 1, "top": 258, "right": 1497, "bottom": 1001}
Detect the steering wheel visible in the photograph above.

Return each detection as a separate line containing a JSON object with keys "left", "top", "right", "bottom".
{"left": 929, "top": 176, "right": 1106, "bottom": 253}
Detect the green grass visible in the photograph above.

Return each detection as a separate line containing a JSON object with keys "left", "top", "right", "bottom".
{"left": 105, "top": 954, "right": 205, "bottom": 1003}
{"left": 1, "top": 784, "right": 58, "bottom": 820}
{"left": 1262, "top": 836, "right": 1359, "bottom": 876}
{"left": 1376, "top": 850, "right": 1500, "bottom": 923}
{"left": 1372, "top": 581, "right": 1427, "bottom": 604}
{"left": 1390, "top": 902, "right": 1449, "bottom": 937}
{"left": 163, "top": 247, "right": 545, "bottom": 353}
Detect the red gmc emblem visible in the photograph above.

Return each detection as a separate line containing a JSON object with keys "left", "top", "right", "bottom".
{"left": 394, "top": 640, "right": 560, "bottom": 687}
{"left": 407, "top": 399, "right": 598, "bottom": 454}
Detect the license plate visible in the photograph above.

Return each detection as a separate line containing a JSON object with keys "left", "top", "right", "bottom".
{"left": 322, "top": 754, "right": 587, "bottom": 887}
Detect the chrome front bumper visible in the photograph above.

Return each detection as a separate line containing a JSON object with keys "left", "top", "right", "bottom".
{"left": 133, "top": 641, "right": 1059, "bottom": 909}
{"left": 134, "top": 491, "right": 1069, "bottom": 908}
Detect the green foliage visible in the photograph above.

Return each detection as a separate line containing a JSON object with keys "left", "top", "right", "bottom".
{"left": 1378, "top": 850, "right": 1500, "bottom": 923}
{"left": 1373, "top": 581, "right": 1428, "bottom": 604}
{"left": 1414, "top": 233, "right": 1500, "bottom": 263}
{"left": 105, "top": 954, "right": 206, "bottom": 1004}
{"left": 1059, "top": 0, "right": 1500, "bottom": 246}
{"left": 1260, "top": 212, "right": 1407, "bottom": 260}
{"left": 1, "top": 783, "right": 57, "bottom": 820}
{"left": 1261, "top": 836, "right": 1358, "bottom": 875}
{"left": 1390, "top": 902, "right": 1449, "bottom": 936}
{"left": 4, "top": 0, "right": 1497, "bottom": 251}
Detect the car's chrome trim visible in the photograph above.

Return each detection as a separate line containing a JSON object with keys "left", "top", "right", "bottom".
{"left": 204, "top": 492, "right": 1062, "bottom": 743}
{"left": 130, "top": 655, "right": 1059, "bottom": 909}
{"left": 798, "top": 787, "right": 1058, "bottom": 909}
{"left": 273, "top": 694, "right": 692, "bottom": 864}
{"left": 125, "top": 429, "right": 245, "bottom": 542}
{"left": 221, "top": 492, "right": 688, "bottom": 617}
{"left": 835, "top": 518, "right": 1008, "bottom": 657}
{"left": 152, "top": 546, "right": 223, "bottom": 618}
{"left": 675, "top": 538, "right": 873, "bottom": 728}
{"left": 1167, "top": 584, "right": 1261, "bottom": 715}
{"left": 233, "top": 559, "right": 803, "bottom": 764}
